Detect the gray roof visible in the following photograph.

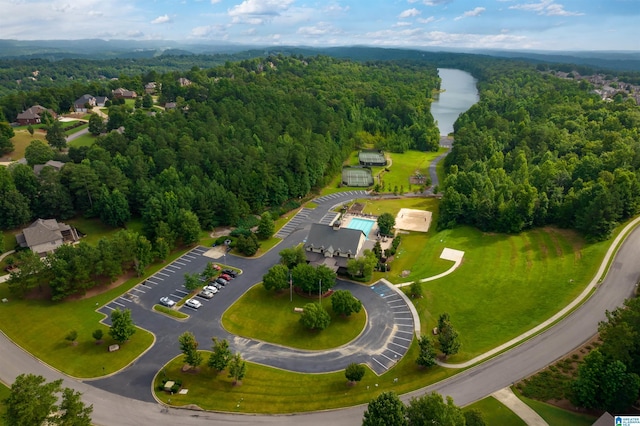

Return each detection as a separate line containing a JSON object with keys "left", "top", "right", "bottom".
{"left": 33, "top": 160, "right": 65, "bottom": 175}
{"left": 19, "top": 219, "right": 65, "bottom": 248}
{"left": 74, "top": 94, "right": 95, "bottom": 106}
{"left": 592, "top": 413, "right": 613, "bottom": 426}
{"left": 304, "top": 223, "right": 364, "bottom": 256}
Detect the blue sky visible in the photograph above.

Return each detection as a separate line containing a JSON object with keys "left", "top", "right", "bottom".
{"left": 1, "top": 0, "right": 638, "bottom": 51}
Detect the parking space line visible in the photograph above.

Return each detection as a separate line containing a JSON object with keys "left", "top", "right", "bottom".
{"left": 150, "top": 276, "right": 163, "bottom": 281}
{"left": 387, "top": 347, "right": 403, "bottom": 357}
{"left": 380, "top": 353, "right": 396, "bottom": 363}
{"left": 174, "top": 289, "right": 189, "bottom": 295}
{"left": 157, "top": 272, "right": 170, "bottom": 277}
{"left": 183, "top": 254, "right": 196, "bottom": 259}
{"left": 118, "top": 297, "right": 132, "bottom": 303}
{"left": 104, "top": 306, "right": 115, "bottom": 311}
{"left": 166, "top": 264, "right": 181, "bottom": 270}
{"left": 174, "top": 260, "right": 187, "bottom": 266}
{"left": 112, "top": 301, "right": 125, "bottom": 307}
{"left": 394, "top": 316, "right": 413, "bottom": 320}
{"left": 144, "top": 281, "right": 159, "bottom": 286}
{"left": 389, "top": 341, "right": 409, "bottom": 349}
{"left": 396, "top": 329, "right": 413, "bottom": 335}
{"left": 396, "top": 323, "right": 413, "bottom": 328}
{"left": 169, "top": 294, "right": 183, "bottom": 299}
{"left": 395, "top": 336, "right": 412, "bottom": 342}
{"left": 131, "top": 287, "right": 146, "bottom": 293}
{"left": 371, "top": 357, "right": 386, "bottom": 369}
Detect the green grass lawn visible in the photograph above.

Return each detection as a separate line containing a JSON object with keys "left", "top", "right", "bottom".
{"left": 463, "top": 396, "right": 526, "bottom": 426}
{"left": 64, "top": 123, "right": 88, "bottom": 136}
{"left": 222, "top": 284, "right": 366, "bottom": 350}
{"left": 154, "top": 338, "right": 457, "bottom": 414}
{"left": 67, "top": 133, "right": 96, "bottom": 147}
{"left": 372, "top": 149, "right": 445, "bottom": 194}
{"left": 66, "top": 217, "right": 120, "bottom": 245}
{"left": 515, "top": 390, "right": 596, "bottom": 426}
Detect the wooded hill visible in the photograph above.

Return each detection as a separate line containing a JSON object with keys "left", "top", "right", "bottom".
{"left": 438, "top": 60, "right": 640, "bottom": 241}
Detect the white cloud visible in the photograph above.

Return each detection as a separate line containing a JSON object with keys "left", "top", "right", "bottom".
{"left": 151, "top": 14, "right": 171, "bottom": 24}
{"left": 509, "top": 0, "right": 583, "bottom": 17}
{"left": 228, "top": 0, "right": 294, "bottom": 18}
{"left": 211, "top": 0, "right": 221, "bottom": 3}
{"left": 455, "top": 7, "right": 486, "bottom": 20}
{"left": 423, "top": 0, "right": 451, "bottom": 5}
{"left": 297, "top": 22, "right": 341, "bottom": 36}
{"left": 417, "top": 16, "right": 436, "bottom": 24}
{"left": 399, "top": 8, "right": 420, "bottom": 19}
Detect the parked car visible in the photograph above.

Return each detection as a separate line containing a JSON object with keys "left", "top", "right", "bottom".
{"left": 211, "top": 263, "right": 221, "bottom": 271}
{"left": 198, "top": 290, "right": 215, "bottom": 299}
{"left": 211, "top": 282, "right": 223, "bottom": 290}
{"left": 215, "top": 277, "right": 229, "bottom": 286}
{"left": 159, "top": 297, "right": 176, "bottom": 308}
{"left": 222, "top": 269, "right": 237, "bottom": 278}
{"left": 185, "top": 298, "right": 202, "bottom": 309}
{"left": 220, "top": 273, "right": 232, "bottom": 281}
{"left": 203, "top": 285, "right": 219, "bottom": 294}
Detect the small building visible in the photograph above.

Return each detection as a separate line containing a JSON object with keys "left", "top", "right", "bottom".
{"left": 95, "top": 96, "right": 109, "bottom": 107}
{"left": 15, "top": 219, "right": 80, "bottom": 257}
{"left": 112, "top": 88, "right": 137, "bottom": 99}
{"left": 74, "top": 94, "right": 96, "bottom": 113}
{"left": 303, "top": 223, "right": 366, "bottom": 273}
{"left": 16, "top": 105, "right": 57, "bottom": 125}
{"left": 33, "top": 160, "right": 65, "bottom": 176}
{"left": 164, "top": 102, "right": 177, "bottom": 110}
{"left": 178, "top": 77, "right": 192, "bottom": 87}
{"left": 144, "top": 82, "right": 157, "bottom": 94}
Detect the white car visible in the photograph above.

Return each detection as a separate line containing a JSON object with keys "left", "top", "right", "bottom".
{"left": 198, "top": 289, "right": 215, "bottom": 299}
{"left": 203, "top": 285, "right": 219, "bottom": 294}
{"left": 185, "top": 298, "right": 202, "bottom": 309}
{"left": 159, "top": 297, "right": 176, "bottom": 308}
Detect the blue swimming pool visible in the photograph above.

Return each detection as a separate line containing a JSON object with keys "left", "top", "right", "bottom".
{"left": 346, "top": 217, "right": 376, "bottom": 238}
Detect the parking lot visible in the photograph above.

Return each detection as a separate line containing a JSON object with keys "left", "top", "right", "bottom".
{"left": 98, "top": 246, "right": 236, "bottom": 321}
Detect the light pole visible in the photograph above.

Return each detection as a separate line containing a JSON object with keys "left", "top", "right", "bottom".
{"left": 289, "top": 271, "right": 293, "bottom": 302}
{"left": 318, "top": 279, "right": 322, "bottom": 305}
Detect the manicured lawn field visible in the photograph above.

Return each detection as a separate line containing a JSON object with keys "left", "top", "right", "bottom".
{"left": 66, "top": 217, "right": 120, "bottom": 245}
{"left": 64, "top": 122, "right": 88, "bottom": 136}
{"left": 515, "top": 391, "right": 596, "bottom": 426}
{"left": 222, "top": 284, "right": 366, "bottom": 350}
{"left": 463, "top": 396, "right": 526, "bottom": 426}
{"left": 371, "top": 149, "right": 445, "bottom": 194}
{"left": 67, "top": 133, "right": 96, "bottom": 147}
{"left": 154, "top": 339, "right": 457, "bottom": 414}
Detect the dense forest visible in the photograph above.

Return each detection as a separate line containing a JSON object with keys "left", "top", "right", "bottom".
{"left": 438, "top": 61, "right": 640, "bottom": 241}
{"left": 0, "top": 55, "right": 440, "bottom": 251}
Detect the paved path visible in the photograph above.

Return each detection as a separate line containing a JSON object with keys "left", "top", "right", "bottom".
{"left": 492, "top": 388, "right": 548, "bottom": 426}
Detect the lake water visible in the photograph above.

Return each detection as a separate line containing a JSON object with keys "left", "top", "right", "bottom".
{"left": 431, "top": 68, "right": 479, "bottom": 136}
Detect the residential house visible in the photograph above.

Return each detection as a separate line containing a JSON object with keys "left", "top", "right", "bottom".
{"left": 74, "top": 94, "right": 96, "bottom": 113}
{"left": 33, "top": 160, "right": 66, "bottom": 176}
{"left": 303, "top": 223, "right": 367, "bottom": 273}
{"left": 144, "top": 82, "right": 157, "bottom": 94}
{"left": 15, "top": 219, "right": 80, "bottom": 257}
{"left": 178, "top": 77, "right": 192, "bottom": 87}
{"left": 164, "top": 102, "right": 177, "bottom": 110}
{"left": 95, "top": 96, "right": 109, "bottom": 107}
{"left": 16, "top": 105, "right": 57, "bottom": 125}
{"left": 112, "top": 88, "right": 137, "bottom": 99}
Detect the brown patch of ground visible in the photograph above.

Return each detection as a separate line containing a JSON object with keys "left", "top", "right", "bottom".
{"left": 210, "top": 227, "right": 233, "bottom": 238}
{"left": 349, "top": 203, "right": 365, "bottom": 214}
{"left": 67, "top": 271, "right": 137, "bottom": 301}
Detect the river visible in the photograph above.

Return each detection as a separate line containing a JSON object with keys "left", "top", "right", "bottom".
{"left": 430, "top": 68, "right": 479, "bottom": 136}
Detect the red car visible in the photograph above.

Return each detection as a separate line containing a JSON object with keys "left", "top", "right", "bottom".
{"left": 220, "top": 273, "right": 232, "bottom": 281}
{"left": 211, "top": 263, "right": 221, "bottom": 271}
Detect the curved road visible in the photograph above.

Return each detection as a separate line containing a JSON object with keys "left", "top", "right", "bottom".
{"left": 2, "top": 190, "right": 640, "bottom": 425}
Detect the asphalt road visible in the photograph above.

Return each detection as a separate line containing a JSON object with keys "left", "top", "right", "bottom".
{"left": 2, "top": 192, "right": 639, "bottom": 425}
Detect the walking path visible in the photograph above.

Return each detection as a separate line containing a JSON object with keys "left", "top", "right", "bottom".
{"left": 492, "top": 387, "right": 548, "bottom": 426}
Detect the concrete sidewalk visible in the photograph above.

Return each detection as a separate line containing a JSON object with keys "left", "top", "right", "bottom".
{"left": 492, "top": 387, "right": 548, "bottom": 426}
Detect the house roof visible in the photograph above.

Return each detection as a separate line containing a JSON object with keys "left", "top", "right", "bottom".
{"left": 95, "top": 96, "right": 109, "bottom": 104}
{"left": 74, "top": 94, "right": 95, "bottom": 106}
{"left": 592, "top": 413, "right": 613, "bottom": 426}
{"left": 33, "top": 160, "right": 65, "bottom": 175}
{"left": 16, "top": 105, "right": 56, "bottom": 121}
{"left": 19, "top": 219, "right": 67, "bottom": 249}
{"left": 304, "top": 223, "right": 364, "bottom": 256}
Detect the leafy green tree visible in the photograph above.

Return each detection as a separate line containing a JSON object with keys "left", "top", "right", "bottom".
{"left": 201, "top": 262, "right": 218, "bottom": 281}
{"left": 279, "top": 245, "right": 307, "bottom": 269}
{"left": 154, "top": 236, "right": 170, "bottom": 261}
{"left": 228, "top": 352, "right": 247, "bottom": 385}
{"left": 345, "top": 363, "right": 366, "bottom": 384}
{"left": 362, "top": 391, "right": 407, "bottom": 426}
{"left": 236, "top": 233, "right": 259, "bottom": 256}
{"left": 6, "top": 250, "right": 47, "bottom": 297}
{"left": 208, "top": 337, "right": 233, "bottom": 372}
{"left": 97, "top": 186, "right": 131, "bottom": 227}
{"left": 409, "top": 281, "right": 423, "bottom": 299}
{"left": 331, "top": 290, "right": 362, "bottom": 317}
{"left": 377, "top": 212, "right": 395, "bottom": 236}
{"left": 134, "top": 235, "right": 153, "bottom": 277}
{"left": 0, "top": 121, "right": 15, "bottom": 155}
{"left": 570, "top": 349, "right": 640, "bottom": 412}
{"left": 142, "top": 93, "right": 154, "bottom": 108}
{"left": 92, "top": 329, "right": 104, "bottom": 344}
{"left": 299, "top": 303, "right": 331, "bottom": 330}
{"left": 346, "top": 249, "right": 378, "bottom": 281}
{"left": 315, "top": 264, "right": 337, "bottom": 293}
{"left": 24, "top": 139, "right": 55, "bottom": 165}
{"left": 263, "top": 263, "right": 290, "bottom": 292}
{"left": 57, "top": 387, "right": 93, "bottom": 426}
{"left": 45, "top": 119, "right": 67, "bottom": 150}
{"left": 4, "top": 374, "right": 62, "bottom": 426}
{"left": 88, "top": 113, "right": 105, "bottom": 136}
{"left": 26, "top": 125, "right": 34, "bottom": 136}
{"left": 65, "top": 330, "right": 78, "bottom": 345}
{"left": 406, "top": 392, "right": 465, "bottom": 426}
{"left": 179, "top": 331, "right": 203, "bottom": 371}
{"left": 292, "top": 262, "right": 317, "bottom": 295}
{"left": 416, "top": 335, "right": 437, "bottom": 368}
{"left": 257, "top": 212, "right": 275, "bottom": 240}
{"left": 109, "top": 308, "right": 136, "bottom": 344}
{"left": 464, "top": 409, "right": 487, "bottom": 426}
{"left": 438, "top": 313, "right": 461, "bottom": 359}
{"left": 178, "top": 208, "right": 201, "bottom": 245}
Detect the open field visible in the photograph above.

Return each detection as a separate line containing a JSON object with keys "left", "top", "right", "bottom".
{"left": 0, "top": 129, "right": 47, "bottom": 162}
{"left": 371, "top": 149, "right": 445, "bottom": 194}
{"left": 223, "top": 284, "right": 366, "bottom": 350}
{"left": 67, "top": 132, "right": 96, "bottom": 147}
{"left": 463, "top": 396, "right": 526, "bottom": 426}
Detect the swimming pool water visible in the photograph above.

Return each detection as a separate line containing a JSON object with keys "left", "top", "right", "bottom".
{"left": 346, "top": 217, "right": 376, "bottom": 238}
